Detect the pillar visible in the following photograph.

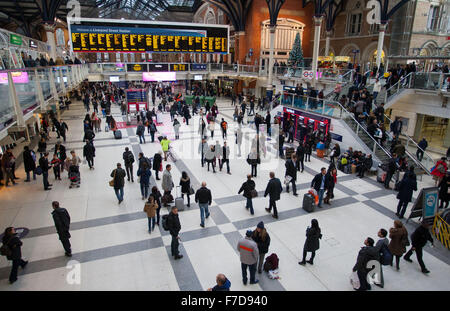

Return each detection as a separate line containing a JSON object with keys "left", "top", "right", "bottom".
{"left": 266, "top": 26, "right": 276, "bottom": 100}
{"left": 49, "top": 68, "right": 60, "bottom": 120}
{"left": 44, "top": 23, "right": 57, "bottom": 60}
{"left": 376, "top": 23, "right": 387, "bottom": 72}
{"left": 312, "top": 16, "right": 324, "bottom": 86}
{"left": 325, "top": 30, "right": 332, "bottom": 56}
{"left": 34, "top": 69, "right": 46, "bottom": 111}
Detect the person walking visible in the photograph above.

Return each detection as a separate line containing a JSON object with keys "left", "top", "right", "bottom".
{"left": 179, "top": 171, "right": 192, "bottom": 207}
{"left": 205, "top": 145, "right": 216, "bottom": 173}
{"left": 438, "top": 171, "right": 449, "bottom": 209}
{"left": 195, "top": 181, "right": 212, "bottom": 228}
{"left": 83, "top": 141, "right": 95, "bottom": 169}
{"left": 209, "top": 120, "right": 215, "bottom": 138}
{"left": 149, "top": 120, "right": 157, "bottom": 143}
{"left": 199, "top": 118, "right": 207, "bottom": 139}
{"left": 264, "top": 172, "right": 283, "bottom": 219}
{"left": 403, "top": 222, "right": 434, "bottom": 274}
{"left": 278, "top": 131, "right": 285, "bottom": 158}
{"left": 22, "top": 146, "right": 36, "bottom": 182}
{"left": 374, "top": 228, "right": 389, "bottom": 288}
{"left": 388, "top": 220, "right": 408, "bottom": 270}
{"left": 238, "top": 174, "right": 256, "bottom": 215}
{"left": 122, "top": 147, "right": 135, "bottom": 182}
{"left": 219, "top": 141, "right": 231, "bottom": 174}
{"left": 296, "top": 143, "right": 305, "bottom": 172}
{"left": 162, "top": 164, "right": 174, "bottom": 207}
{"left": 384, "top": 154, "right": 398, "bottom": 189}
{"left": 237, "top": 230, "right": 259, "bottom": 285}
{"left": 136, "top": 121, "right": 146, "bottom": 144}
{"left": 235, "top": 126, "right": 243, "bottom": 157}
{"left": 252, "top": 222, "right": 271, "bottom": 274}
{"left": 305, "top": 139, "right": 313, "bottom": 162}
{"left": 173, "top": 118, "right": 181, "bottom": 140}
{"left": 431, "top": 157, "right": 448, "bottom": 186}
{"left": 311, "top": 167, "right": 329, "bottom": 208}
{"left": 416, "top": 138, "right": 428, "bottom": 162}
{"left": 299, "top": 219, "right": 322, "bottom": 265}
{"left": 153, "top": 151, "right": 162, "bottom": 180}
{"left": 143, "top": 195, "right": 158, "bottom": 233}
{"left": 137, "top": 161, "right": 152, "bottom": 200}
{"left": 110, "top": 163, "right": 126, "bottom": 204}
{"left": 396, "top": 166, "right": 417, "bottom": 218}
{"left": 51, "top": 201, "right": 72, "bottom": 257}
{"left": 247, "top": 148, "right": 259, "bottom": 177}
{"left": 160, "top": 136, "right": 171, "bottom": 161}
{"left": 220, "top": 118, "right": 228, "bottom": 139}
{"left": 265, "top": 111, "right": 271, "bottom": 137}
{"left": 38, "top": 137, "right": 47, "bottom": 158}
{"left": 2, "top": 227, "right": 28, "bottom": 284}
{"left": 198, "top": 138, "right": 209, "bottom": 168}
{"left": 285, "top": 154, "right": 298, "bottom": 196}
{"left": 352, "top": 237, "right": 379, "bottom": 291}
{"left": 149, "top": 186, "right": 162, "bottom": 226}
{"left": 323, "top": 167, "right": 336, "bottom": 205}
{"left": 39, "top": 152, "right": 52, "bottom": 190}
{"left": 167, "top": 206, "right": 183, "bottom": 259}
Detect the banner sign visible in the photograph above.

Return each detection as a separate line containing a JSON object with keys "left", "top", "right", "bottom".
{"left": 10, "top": 34, "right": 22, "bottom": 45}
{"left": 191, "top": 64, "right": 207, "bottom": 71}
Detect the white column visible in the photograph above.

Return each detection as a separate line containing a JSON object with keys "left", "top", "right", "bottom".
{"left": 59, "top": 68, "right": 66, "bottom": 95}
{"left": 34, "top": 69, "right": 46, "bottom": 111}
{"left": 44, "top": 24, "right": 57, "bottom": 60}
{"left": 49, "top": 69, "right": 60, "bottom": 120}
{"left": 266, "top": 25, "right": 276, "bottom": 100}
{"left": 325, "top": 30, "right": 332, "bottom": 56}
{"left": 376, "top": 23, "right": 387, "bottom": 70}
{"left": 312, "top": 16, "right": 324, "bottom": 86}
{"left": 8, "top": 72, "right": 25, "bottom": 127}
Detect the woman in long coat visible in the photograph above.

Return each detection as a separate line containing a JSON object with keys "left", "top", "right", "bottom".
{"left": 396, "top": 167, "right": 417, "bottom": 219}
{"left": 23, "top": 146, "right": 36, "bottom": 181}
{"left": 388, "top": 220, "right": 408, "bottom": 270}
{"left": 299, "top": 219, "right": 322, "bottom": 265}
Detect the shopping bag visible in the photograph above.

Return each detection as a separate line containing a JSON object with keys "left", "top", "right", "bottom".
{"left": 350, "top": 271, "right": 360, "bottom": 290}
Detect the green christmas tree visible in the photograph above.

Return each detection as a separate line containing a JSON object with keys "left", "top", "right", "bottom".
{"left": 288, "top": 33, "right": 304, "bottom": 76}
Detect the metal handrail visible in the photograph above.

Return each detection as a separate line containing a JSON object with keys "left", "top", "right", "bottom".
{"left": 383, "top": 72, "right": 413, "bottom": 101}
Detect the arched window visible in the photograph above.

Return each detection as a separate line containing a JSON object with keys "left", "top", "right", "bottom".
{"left": 56, "top": 28, "right": 65, "bottom": 46}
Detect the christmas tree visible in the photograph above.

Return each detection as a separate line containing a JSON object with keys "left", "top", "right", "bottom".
{"left": 288, "top": 32, "right": 304, "bottom": 76}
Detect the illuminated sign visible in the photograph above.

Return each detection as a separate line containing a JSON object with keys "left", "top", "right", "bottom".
{"left": 142, "top": 72, "right": 176, "bottom": 82}
{"left": 0, "top": 72, "right": 29, "bottom": 84}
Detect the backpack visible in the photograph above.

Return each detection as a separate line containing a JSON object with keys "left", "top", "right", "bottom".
{"left": 379, "top": 243, "right": 393, "bottom": 266}
{"left": 263, "top": 253, "right": 279, "bottom": 272}
{"left": 127, "top": 152, "right": 135, "bottom": 164}
{"left": 0, "top": 240, "right": 12, "bottom": 257}
{"left": 162, "top": 215, "right": 170, "bottom": 231}
{"left": 341, "top": 157, "right": 348, "bottom": 165}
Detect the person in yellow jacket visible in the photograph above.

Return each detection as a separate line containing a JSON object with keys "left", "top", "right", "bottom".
{"left": 160, "top": 136, "right": 171, "bottom": 161}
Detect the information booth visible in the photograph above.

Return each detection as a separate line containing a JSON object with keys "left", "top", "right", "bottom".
{"left": 282, "top": 107, "right": 330, "bottom": 143}
{"left": 126, "top": 89, "right": 147, "bottom": 125}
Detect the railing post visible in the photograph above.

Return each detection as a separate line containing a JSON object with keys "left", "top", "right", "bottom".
{"left": 34, "top": 69, "right": 46, "bottom": 111}
{"left": 438, "top": 72, "right": 444, "bottom": 90}
{"left": 356, "top": 123, "right": 359, "bottom": 135}
{"left": 408, "top": 73, "right": 413, "bottom": 88}
{"left": 322, "top": 99, "right": 325, "bottom": 114}
{"left": 373, "top": 142, "right": 377, "bottom": 154}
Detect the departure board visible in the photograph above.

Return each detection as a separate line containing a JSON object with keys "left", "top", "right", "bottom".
{"left": 69, "top": 18, "right": 229, "bottom": 54}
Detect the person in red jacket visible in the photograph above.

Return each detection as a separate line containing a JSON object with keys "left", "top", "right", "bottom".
{"left": 431, "top": 157, "right": 448, "bottom": 186}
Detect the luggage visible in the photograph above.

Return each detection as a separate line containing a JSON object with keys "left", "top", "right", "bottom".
{"left": 158, "top": 135, "right": 163, "bottom": 142}
{"left": 351, "top": 164, "right": 357, "bottom": 174}
{"left": 285, "top": 147, "right": 295, "bottom": 159}
{"left": 343, "top": 164, "right": 351, "bottom": 174}
{"left": 162, "top": 215, "right": 170, "bottom": 231}
{"left": 376, "top": 165, "right": 386, "bottom": 183}
{"left": 302, "top": 193, "right": 315, "bottom": 213}
{"left": 263, "top": 253, "right": 279, "bottom": 272}
{"left": 174, "top": 186, "right": 185, "bottom": 211}
{"left": 114, "top": 130, "right": 122, "bottom": 139}
{"left": 316, "top": 149, "right": 324, "bottom": 158}
{"left": 350, "top": 271, "right": 360, "bottom": 290}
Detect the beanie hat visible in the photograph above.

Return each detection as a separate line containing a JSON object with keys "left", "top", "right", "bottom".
{"left": 257, "top": 221, "right": 264, "bottom": 229}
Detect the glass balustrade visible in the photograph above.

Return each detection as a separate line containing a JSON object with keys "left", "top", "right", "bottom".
{"left": 37, "top": 68, "right": 52, "bottom": 101}
{"left": 61, "top": 66, "right": 68, "bottom": 88}
{"left": 0, "top": 72, "right": 14, "bottom": 128}
{"left": 14, "top": 69, "right": 38, "bottom": 115}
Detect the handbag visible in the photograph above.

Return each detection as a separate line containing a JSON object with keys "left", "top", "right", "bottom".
{"left": 34, "top": 166, "right": 43, "bottom": 175}
{"left": 350, "top": 271, "right": 360, "bottom": 290}
{"left": 189, "top": 186, "right": 195, "bottom": 195}
{"left": 284, "top": 175, "right": 292, "bottom": 185}
{"left": 250, "top": 189, "right": 258, "bottom": 198}
{"left": 109, "top": 169, "right": 116, "bottom": 187}
{"left": 159, "top": 163, "right": 163, "bottom": 172}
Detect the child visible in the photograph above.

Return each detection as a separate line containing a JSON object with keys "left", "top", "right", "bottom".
{"left": 51, "top": 153, "right": 62, "bottom": 180}
{"left": 143, "top": 196, "right": 158, "bottom": 233}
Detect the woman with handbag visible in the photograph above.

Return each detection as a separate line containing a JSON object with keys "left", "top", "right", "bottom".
{"left": 247, "top": 148, "right": 260, "bottom": 177}
{"left": 2, "top": 227, "right": 28, "bottom": 284}
{"left": 143, "top": 196, "right": 158, "bottom": 233}
{"left": 388, "top": 220, "right": 409, "bottom": 270}
{"left": 179, "top": 171, "right": 192, "bottom": 207}
{"left": 152, "top": 151, "right": 163, "bottom": 181}
{"left": 238, "top": 174, "right": 256, "bottom": 215}
{"left": 149, "top": 186, "right": 162, "bottom": 226}
{"left": 299, "top": 219, "right": 322, "bottom": 265}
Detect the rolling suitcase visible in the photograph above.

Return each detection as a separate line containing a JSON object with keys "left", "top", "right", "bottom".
{"left": 174, "top": 186, "right": 185, "bottom": 211}
{"left": 343, "top": 164, "right": 351, "bottom": 174}
{"left": 114, "top": 130, "right": 122, "bottom": 139}
{"left": 302, "top": 193, "right": 315, "bottom": 213}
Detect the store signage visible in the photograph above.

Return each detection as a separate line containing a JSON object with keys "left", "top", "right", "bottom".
{"left": 29, "top": 40, "right": 38, "bottom": 48}
{"left": 302, "top": 70, "right": 323, "bottom": 80}
{"left": 10, "top": 34, "right": 22, "bottom": 45}
{"left": 142, "top": 72, "right": 176, "bottom": 81}
{"left": 126, "top": 63, "right": 147, "bottom": 72}
{"left": 0, "top": 72, "right": 29, "bottom": 84}
{"left": 170, "top": 64, "right": 187, "bottom": 71}
{"left": 148, "top": 64, "right": 169, "bottom": 72}
{"left": 110, "top": 76, "right": 120, "bottom": 82}
{"left": 191, "top": 64, "right": 207, "bottom": 71}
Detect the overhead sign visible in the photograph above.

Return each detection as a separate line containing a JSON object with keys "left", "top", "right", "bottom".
{"left": 170, "top": 64, "right": 187, "bottom": 71}
{"left": 302, "top": 70, "right": 323, "bottom": 80}
{"left": 142, "top": 72, "right": 176, "bottom": 82}
{"left": 68, "top": 17, "right": 229, "bottom": 54}
{"left": 126, "top": 63, "right": 147, "bottom": 72}
{"left": 29, "top": 40, "right": 38, "bottom": 49}
{"left": 148, "top": 64, "right": 169, "bottom": 72}
{"left": 10, "top": 34, "right": 22, "bottom": 45}
{"left": 191, "top": 64, "right": 207, "bottom": 71}
{"left": 0, "top": 72, "right": 29, "bottom": 84}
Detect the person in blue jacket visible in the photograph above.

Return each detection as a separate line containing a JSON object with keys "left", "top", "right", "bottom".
{"left": 207, "top": 273, "right": 231, "bottom": 291}
{"left": 137, "top": 161, "right": 152, "bottom": 200}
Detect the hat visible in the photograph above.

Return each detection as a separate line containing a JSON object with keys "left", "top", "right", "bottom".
{"left": 245, "top": 230, "right": 253, "bottom": 237}
{"left": 257, "top": 221, "right": 264, "bottom": 229}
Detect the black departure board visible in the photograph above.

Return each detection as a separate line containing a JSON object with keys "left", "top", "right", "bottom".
{"left": 69, "top": 19, "right": 228, "bottom": 54}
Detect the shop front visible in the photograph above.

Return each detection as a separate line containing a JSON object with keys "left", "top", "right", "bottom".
{"left": 282, "top": 107, "right": 331, "bottom": 143}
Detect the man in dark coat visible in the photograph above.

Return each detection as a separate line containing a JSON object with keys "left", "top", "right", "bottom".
{"left": 83, "top": 141, "right": 96, "bottom": 169}
{"left": 152, "top": 151, "right": 162, "bottom": 180}
{"left": 311, "top": 167, "right": 329, "bottom": 208}
{"left": 122, "top": 147, "right": 134, "bottom": 182}
{"left": 352, "top": 237, "right": 379, "bottom": 291}
{"left": 264, "top": 172, "right": 283, "bottom": 219}
{"left": 238, "top": 175, "right": 256, "bottom": 215}
{"left": 357, "top": 154, "right": 373, "bottom": 178}
{"left": 83, "top": 128, "right": 95, "bottom": 146}
{"left": 285, "top": 154, "right": 298, "bottom": 196}
{"left": 404, "top": 222, "right": 433, "bottom": 273}
{"left": 59, "top": 121, "right": 69, "bottom": 142}
{"left": 296, "top": 143, "right": 305, "bottom": 172}
{"left": 384, "top": 154, "right": 398, "bottom": 189}
{"left": 167, "top": 206, "right": 183, "bottom": 259}
{"left": 51, "top": 201, "right": 72, "bottom": 257}
{"left": 265, "top": 111, "right": 271, "bottom": 137}
{"left": 396, "top": 167, "right": 417, "bottom": 218}
{"left": 2, "top": 227, "right": 28, "bottom": 284}
{"left": 416, "top": 138, "right": 428, "bottom": 162}
{"left": 111, "top": 163, "right": 126, "bottom": 204}
{"left": 23, "top": 146, "right": 36, "bottom": 182}
{"left": 278, "top": 132, "right": 285, "bottom": 158}
{"left": 39, "top": 152, "right": 52, "bottom": 190}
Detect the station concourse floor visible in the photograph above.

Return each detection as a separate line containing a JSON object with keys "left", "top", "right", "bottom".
{"left": 0, "top": 99, "right": 448, "bottom": 291}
